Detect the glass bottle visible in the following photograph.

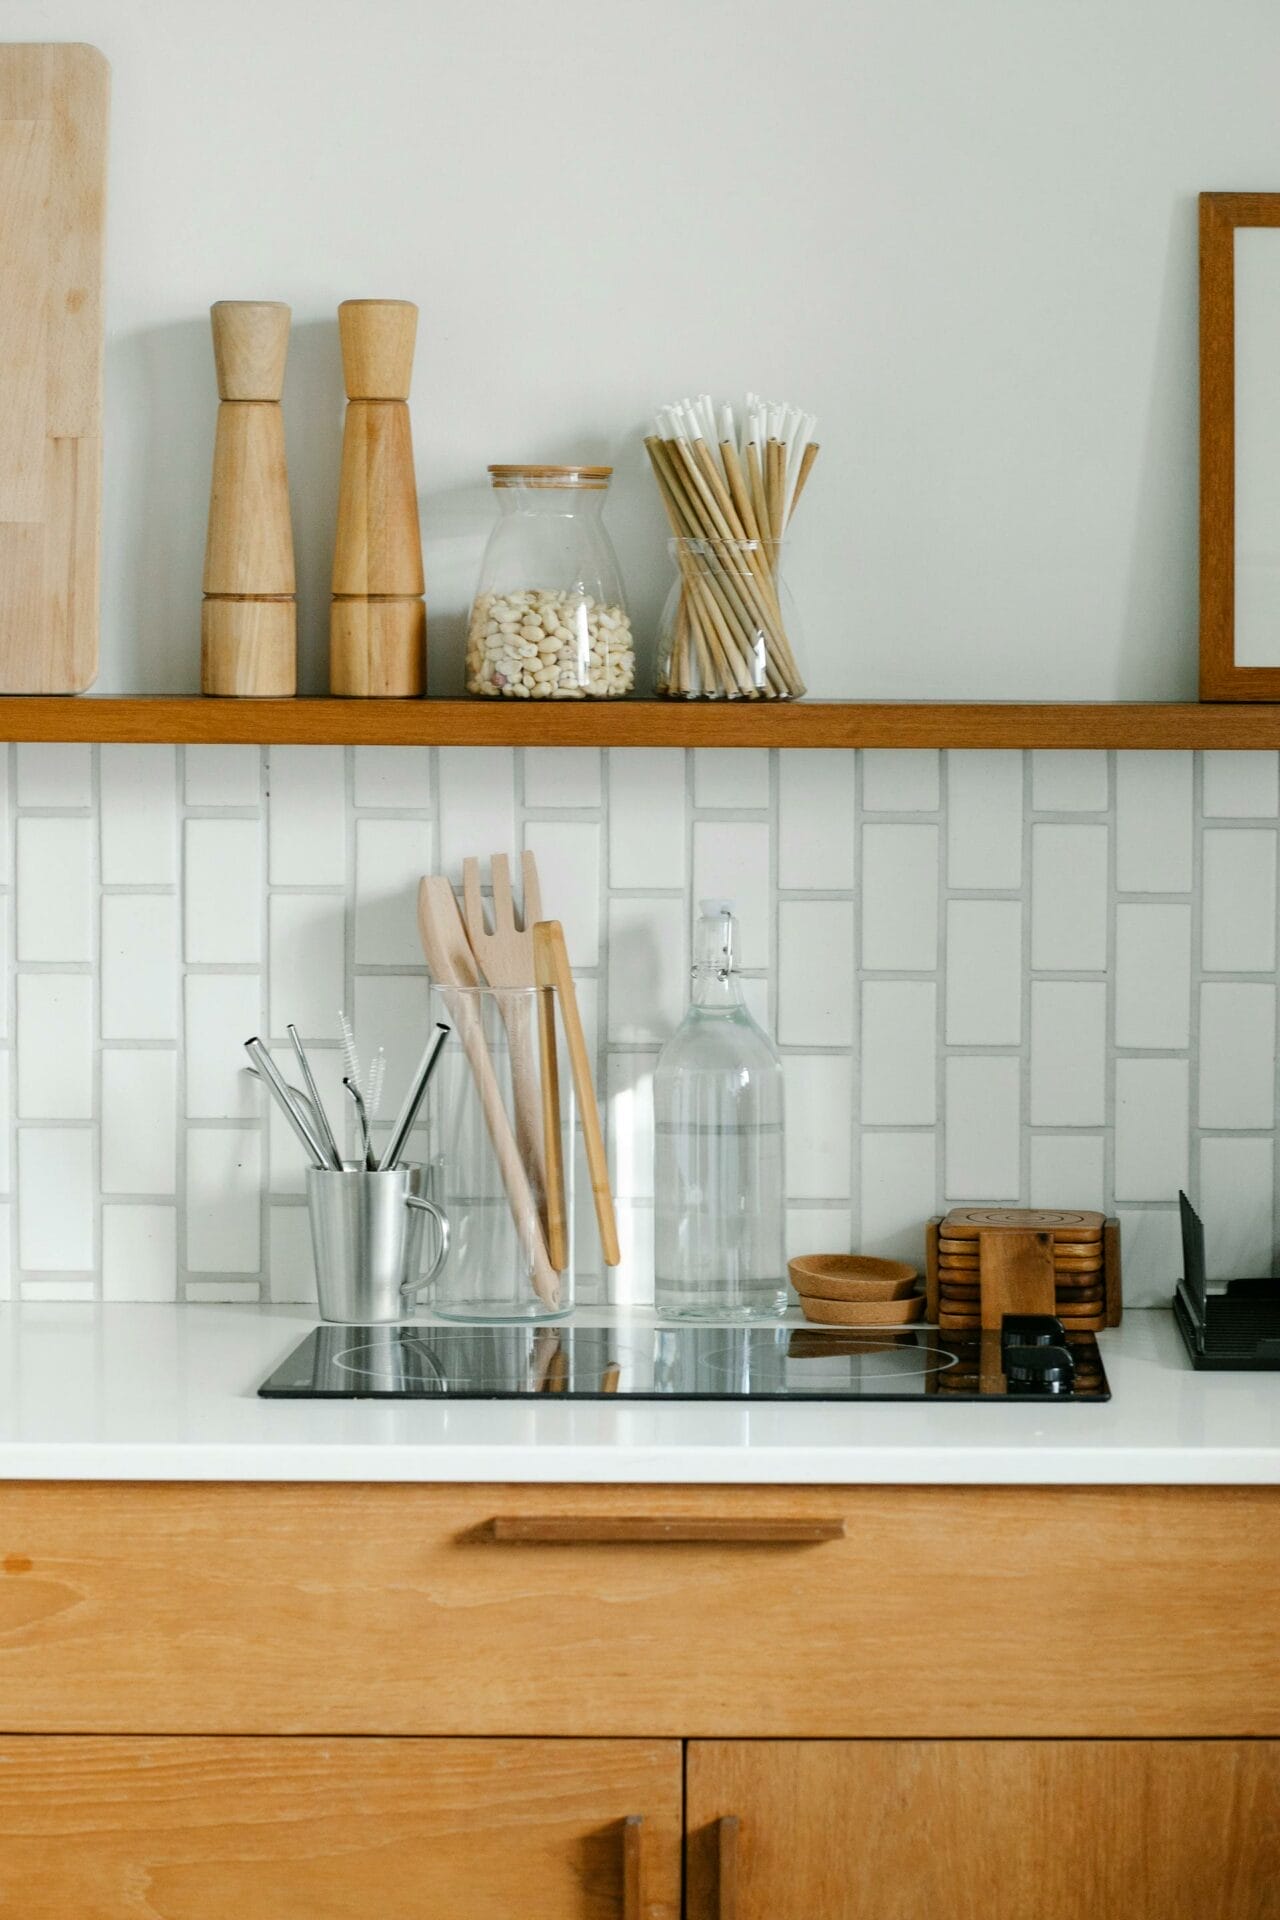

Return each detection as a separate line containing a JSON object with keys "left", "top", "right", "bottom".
{"left": 466, "top": 465, "right": 635, "bottom": 699}
{"left": 653, "top": 901, "right": 786, "bottom": 1319}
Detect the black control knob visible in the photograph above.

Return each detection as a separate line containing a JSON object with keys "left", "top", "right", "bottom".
{"left": 1004, "top": 1342, "right": 1075, "bottom": 1395}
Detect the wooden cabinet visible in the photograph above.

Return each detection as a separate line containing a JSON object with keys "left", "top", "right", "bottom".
{"left": 0, "top": 1737, "right": 682, "bottom": 1919}
{"left": 1, "top": 1481, "right": 1278, "bottom": 1916}
{"left": 686, "top": 1740, "right": 1280, "bottom": 1920}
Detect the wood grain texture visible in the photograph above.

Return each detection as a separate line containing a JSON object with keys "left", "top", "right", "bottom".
{"left": 8, "top": 697, "right": 1280, "bottom": 744}
{"left": 978, "top": 1229, "right": 1057, "bottom": 1329}
{"left": 1198, "top": 193, "right": 1280, "bottom": 701}
{"left": 329, "top": 596, "right": 425, "bottom": 695}
{"left": 686, "top": 1739, "right": 1280, "bottom": 1920}
{"left": 201, "top": 596, "right": 296, "bottom": 697}
{"left": 0, "top": 1737, "right": 682, "bottom": 1920}
{"left": 210, "top": 299, "right": 289, "bottom": 401}
{"left": 0, "top": 43, "right": 107, "bottom": 693}
{"left": 338, "top": 297, "right": 418, "bottom": 399}
{"left": 0, "top": 1482, "right": 1277, "bottom": 1737}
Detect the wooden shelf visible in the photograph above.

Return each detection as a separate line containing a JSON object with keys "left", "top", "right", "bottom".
{"left": 0, "top": 696, "right": 1277, "bottom": 748}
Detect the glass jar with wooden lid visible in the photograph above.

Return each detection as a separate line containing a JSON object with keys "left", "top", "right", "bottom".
{"left": 466, "top": 465, "right": 635, "bottom": 699}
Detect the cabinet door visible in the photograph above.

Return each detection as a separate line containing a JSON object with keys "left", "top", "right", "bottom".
{"left": 687, "top": 1739, "right": 1280, "bottom": 1920}
{"left": 0, "top": 1737, "right": 681, "bottom": 1919}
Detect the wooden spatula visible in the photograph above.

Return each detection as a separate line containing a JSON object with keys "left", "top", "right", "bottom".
{"left": 534, "top": 919, "right": 621, "bottom": 1269}
{"left": 417, "top": 875, "right": 561, "bottom": 1311}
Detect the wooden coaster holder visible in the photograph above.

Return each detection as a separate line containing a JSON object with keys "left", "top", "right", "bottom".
{"left": 925, "top": 1208, "right": 1122, "bottom": 1332}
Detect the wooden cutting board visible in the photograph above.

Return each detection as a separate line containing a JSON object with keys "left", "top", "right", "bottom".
{"left": 0, "top": 44, "right": 108, "bottom": 692}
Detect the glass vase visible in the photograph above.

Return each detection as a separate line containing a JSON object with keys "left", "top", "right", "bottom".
{"left": 655, "top": 536, "right": 805, "bottom": 699}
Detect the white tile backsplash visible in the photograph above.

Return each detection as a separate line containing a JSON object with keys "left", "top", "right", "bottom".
{"left": 944, "top": 1055, "right": 1020, "bottom": 1199}
{"left": 186, "top": 1128, "right": 261, "bottom": 1272}
{"left": 607, "top": 749, "right": 685, "bottom": 888}
{"left": 7, "top": 743, "right": 1280, "bottom": 1299}
{"left": 778, "top": 752, "right": 855, "bottom": 889}
{"left": 1030, "top": 823, "right": 1107, "bottom": 971}
{"left": 1202, "top": 829, "right": 1278, "bottom": 972}
{"left": 1031, "top": 750, "right": 1108, "bottom": 813}
{"left": 268, "top": 746, "right": 346, "bottom": 886}
{"left": 18, "top": 1128, "right": 93, "bottom": 1270}
{"left": 861, "top": 824, "right": 938, "bottom": 970}
{"left": 184, "top": 744, "right": 261, "bottom": 808}
{"left": 269, "top": 892, "right": 346, "bottom": 1040}
{"left": 861, "top": 980, "right": 936, "bottom": 1125}
{"left": 524, "top": 747, "right": 600, "bottom": 811}
{"left": 859, "top": 1131, "right": 936, "bottom": 1262}
{"left": 1202, "top": 751, "right": 1279, "bottom": 819}
{"left": 1114, "top": 903, "right": 1192, "bottom": 1050}
{"left": 100, "top": 745, "right": 177, "bottom": 885}
{"left": 945, "top": 899, "right": 1021, "bottom": 1044}
{"left": 1116, "top": 752, "right": 1193, "bottom": 892}
{"left": 692, "top": 748, "right": 770, "bottom": 810}
{"left": 184, "top": 820, "right": 261, "bottom": 963}
{"left": 101, "top": 895, "right": 179, "bottom": 1041}
{"left": 184, "top": 974, "right": 262, "bottom": 1119}
{"left": 784, "top": 1054, "right": 853, "bottom": 1199}
{"left": 1198, "top": 984, "right": 1276, "bottom": 1130}
{"left": 946, "top": 751, "right": 1022, "bottom": 889}
{"left": 17, "top": 817, "right": 92, "bottom": 962}
{"left": 438, "top": 746, "right": 516, "bottom": 879}
{"left": 1030, "top": 980, "right": 1106, "bottom": 1126}
{"left": 779, "top": 902, "right": 855, "bottom": 1047}
{"left": 101, "top": 1049, "right": 177, "bottom": 1195}
{"left": 16, "top": 742, "right": 91, "bottom": 809}
{"left": 17, "top": 974, "right": 93, "bottom": 1119}
{"left": 103, "top": 1204, "right": 177, "bottom": 1301}
{"left": 1114, "top": 1057, "right": 1190, "bottom": 1201}
{"left": 352, "top": 746, "right": 431, "bottom": 810}
{"left": 1199, "top": 1134, "right": 1275, "bottom": 1279}
{"left": 862, "top": 750, "right": 939, "bottom": 812}
{"left": 353, "top": 818, "right": 434, "bottom": 966}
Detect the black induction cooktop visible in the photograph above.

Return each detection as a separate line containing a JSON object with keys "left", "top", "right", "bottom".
{"left": 259, "top": 1318, "right": 1110, "bottom": 1402}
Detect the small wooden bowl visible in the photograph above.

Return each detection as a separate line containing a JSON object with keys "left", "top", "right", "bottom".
{"left": 801, "top": 1292, "right": 925, "bottom": 1327}
{"left": 788, "top": 1254, "right": 919, "bottom": 1303}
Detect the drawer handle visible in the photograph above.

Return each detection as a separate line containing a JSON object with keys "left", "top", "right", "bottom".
{"left": 488, "top": 1516, "right": 844, "bottom": 1545}
{"left": 623, "top": 1813, "right": 644, "bottom": 1920}
{"left": 718, "top": 1815, "right": 740, "bottom": 1920}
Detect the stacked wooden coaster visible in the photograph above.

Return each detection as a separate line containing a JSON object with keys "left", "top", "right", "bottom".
{"left": 788, "top": 1254, "right": 925, "bottom": 1327}
{"left": 925, "top": 1209, "right": 1122, "bottom": 1332}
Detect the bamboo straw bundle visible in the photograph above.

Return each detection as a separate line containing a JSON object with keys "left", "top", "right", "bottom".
{"left": 647, "top": 393, "right": 818, "bottom": 699}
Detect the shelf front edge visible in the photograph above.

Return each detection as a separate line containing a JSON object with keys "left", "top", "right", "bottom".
{"left": 0, "top": 698, "right": 1276, "bottom": 748}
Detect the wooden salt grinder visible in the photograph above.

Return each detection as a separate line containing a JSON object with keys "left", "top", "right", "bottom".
{"left": 330, "top": 300, "right": 426, "bottom": 696}
{"left": 201, "top": 302, "right": 297, "bottom": 696}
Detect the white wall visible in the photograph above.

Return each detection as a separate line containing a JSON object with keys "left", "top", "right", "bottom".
{"left": 9, "top": 0, "right": 1280, "bottom": 699}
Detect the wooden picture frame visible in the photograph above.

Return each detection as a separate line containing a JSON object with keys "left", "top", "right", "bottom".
{"left": 1200, "top": 192, "right": 1280, "bottom": 698}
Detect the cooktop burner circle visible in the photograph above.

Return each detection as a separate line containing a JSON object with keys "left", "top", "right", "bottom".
{"left": 332, "top": 1337, "right": 459, "bottom": 1388}
{"left": 691, "top": 1333, "right": 959, "bottom": 1385}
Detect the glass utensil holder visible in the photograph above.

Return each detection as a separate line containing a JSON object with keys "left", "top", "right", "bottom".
{"left": 427, "top": 984, "right": 575, "bottom": 1320}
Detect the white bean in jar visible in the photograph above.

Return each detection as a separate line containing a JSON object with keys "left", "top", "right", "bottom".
{"left": 466, "top": 588, "right": 635, "bottom": 699}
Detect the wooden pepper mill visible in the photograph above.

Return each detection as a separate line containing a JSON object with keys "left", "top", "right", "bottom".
{"left": 201, "top": 301, "right": 297, "bottom": 696}
{"left": 330, "top": 299, "right": 427, "bottom": 696}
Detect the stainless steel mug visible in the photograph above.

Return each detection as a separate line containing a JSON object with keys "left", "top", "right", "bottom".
{"left": 305, "top": 1162, "right": 450, "bottom": 1324}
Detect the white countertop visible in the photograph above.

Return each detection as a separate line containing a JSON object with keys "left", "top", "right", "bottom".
{"left": 0, "top": 1304, "right": 1274, "bottom": 1485}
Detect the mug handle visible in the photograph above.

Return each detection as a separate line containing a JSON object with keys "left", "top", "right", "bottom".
{"left": 402, "top": 1195, "right": 451, "bottom": 1302}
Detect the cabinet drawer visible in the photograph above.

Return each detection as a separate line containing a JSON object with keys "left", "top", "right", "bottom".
{"left": 0, "top": 1482, "right": 1276, "bottom": 1736}
{"left": 0, "top": 1737, "right": 681, "bottom": 1920}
